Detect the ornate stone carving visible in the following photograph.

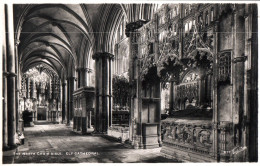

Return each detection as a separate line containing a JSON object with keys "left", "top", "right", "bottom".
{"left": 125, "top": 20, "right": 149, "bottom": 37}
{"left": 176, "top": 83, "right": 199, "bottom": 102}
{"left": 139, "top": 54, "right": 156, "bottom": 81}
{"left": 158, "top": 36, "right": 179, "bottom": 58}
{"left": 162, "top": 120, "right": 213, "bottom": 152}
{"left": 182, "top": 71, "right": 200, "bottom": 83}
{"left": 199, "top": 28, "right": 214, "bottom": 50}
{"left": 183, "top": 20, "right": 214, "bottom": 60}
{"left": 183, "top": 26, "right": 196, "bottom": 57}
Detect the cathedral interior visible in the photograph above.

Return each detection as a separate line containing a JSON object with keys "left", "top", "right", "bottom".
{"left": 1, "top": 3, "right": 258, "bottom": 163}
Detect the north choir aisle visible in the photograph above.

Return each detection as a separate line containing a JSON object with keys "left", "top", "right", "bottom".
{"left": 1, "top": 3, "right": 258, "bottom": 163}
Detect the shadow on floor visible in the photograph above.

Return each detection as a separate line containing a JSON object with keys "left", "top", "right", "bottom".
{"left": 33, "top": 121, "right": 58, "bottom": 125}
{"left": 12, "top": 123, "right": 181, "bottom": 163}
{"left": 140, "top": 156, "right": 181, "bottom": 163}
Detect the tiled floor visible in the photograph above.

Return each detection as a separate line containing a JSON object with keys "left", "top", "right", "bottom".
{"left": 9, "top": 122, "right": 179, "bottom": 163}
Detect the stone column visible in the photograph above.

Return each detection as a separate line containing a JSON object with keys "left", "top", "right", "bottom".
{"left": 232, "top": 7, "right": 246, "bottom": 147}
{"left": 62, "top": 81, "right": 67, "bottom": 123}
{"left": 66, "top": 79, "right": 70, "bottom": 125}
{"left": 80, "top": 68, "right": 84, "bottom": 88}
{"left": 125, "top": 20, "right": 147, "bottom": 147}
{"left": 88, "top": 111, "right": 92, "bottom": 128}
{"left": 92, "top": 52, "right": 114, "bottom": 133}
{"left": 5, "top": 4, "right": 17, "bottom": 148}
{"left": 212, "top": 18, "right": 219, "bottom": 160}
{"left": 108, "top": 62, "right": 113, "bottom": 128}
{"left": 247, "top": 4, "right": 258, "bottom": 162}
{"left": 15, "top": 39, "right": 20, "bottom": 132}
{"left": 80, "top": 68, "right": 89, "bottom": 87}
{"left": 76, "top": 68, "right": 81, "bottom": 89}
{"left": 2, "top": 3, "right": 8, "bottom": 149}
{"left": 67, "top": 77, "right": 75, "bottom": 125}
{"left": 169, "top": 81, "right": 175, "bottom": 114}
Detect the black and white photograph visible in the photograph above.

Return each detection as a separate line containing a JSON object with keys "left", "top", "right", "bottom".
{"left": 1, "top": 0, "right": 258, "bottom": 164}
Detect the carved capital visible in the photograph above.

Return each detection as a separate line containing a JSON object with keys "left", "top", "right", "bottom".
{"left": 92, "top": 52, "right": 114, "bottom": 61}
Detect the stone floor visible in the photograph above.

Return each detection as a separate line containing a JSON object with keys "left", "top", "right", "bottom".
{"left": 6, "top": 121, "right": 179, "bottom": 163}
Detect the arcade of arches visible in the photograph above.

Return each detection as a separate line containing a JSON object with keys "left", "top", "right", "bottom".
{"left": 1, "top": 3, "right": 258, "bottom": 163}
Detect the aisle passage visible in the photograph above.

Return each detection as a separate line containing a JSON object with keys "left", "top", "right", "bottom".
{"left": 14, "top": 123, "right": 179, "bottom": 163}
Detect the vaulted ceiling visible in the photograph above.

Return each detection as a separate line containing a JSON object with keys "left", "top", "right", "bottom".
{"left": 13, "top": 4, "right": 161, "bottom": 81}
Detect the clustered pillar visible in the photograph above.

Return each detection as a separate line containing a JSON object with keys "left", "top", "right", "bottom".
{"left": 2, "top": 4, "right": 18, "bottom": 149}
{"left": 232, "top": 7, "right": 247, "bottom": 148}
{"left": 92, "top": 52, "right": 114, "bottom": 133}
{"left": 125, "top": 20, "right": 147, "bottom": 148}
{"left": 61, "top": 81, "right": 67, "bottom": 123}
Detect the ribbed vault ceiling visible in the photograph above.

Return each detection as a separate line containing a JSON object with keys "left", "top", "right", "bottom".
{"left": 14, "top": 4, "right": 161, "bottom": 81}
